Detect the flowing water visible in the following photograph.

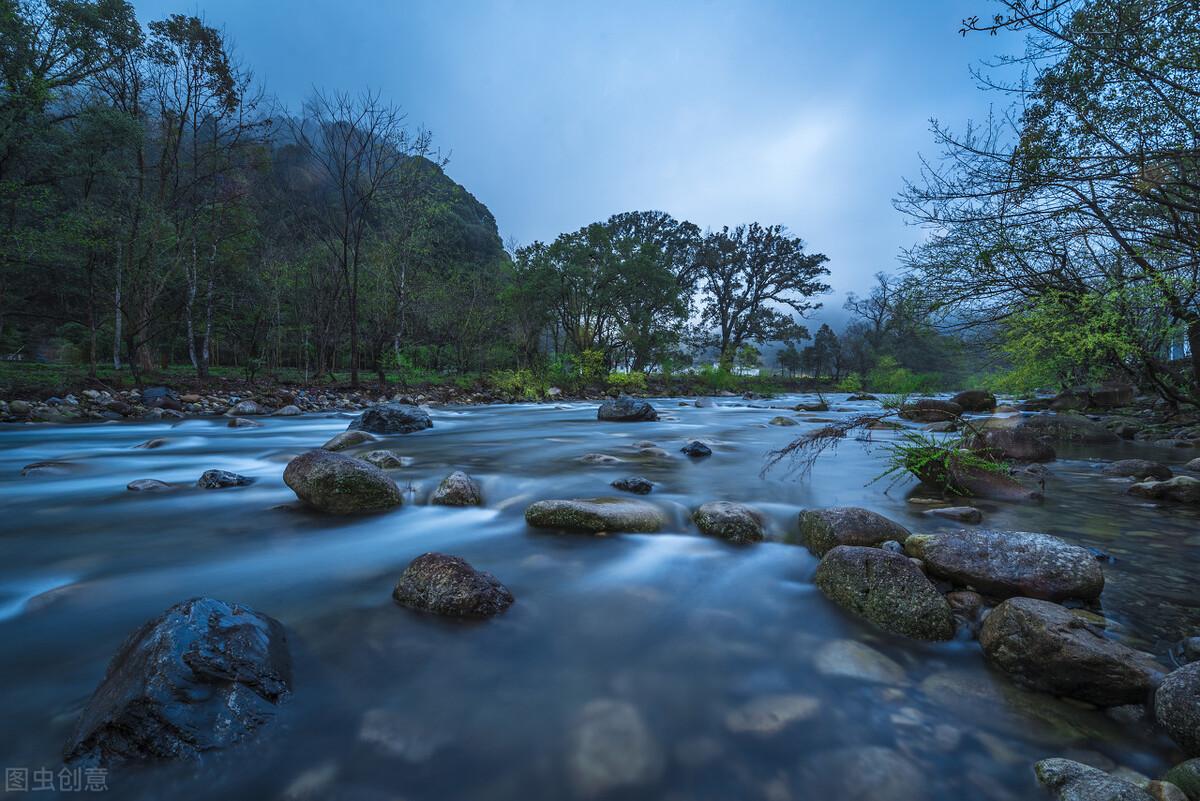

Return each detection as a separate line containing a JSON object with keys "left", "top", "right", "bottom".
{"left": 1, "top": 395, "right": 1198, "bottom": 800}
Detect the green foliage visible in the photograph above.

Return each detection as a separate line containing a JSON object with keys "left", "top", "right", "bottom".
{"left": 734, "top": 344, "right": 761, "bottom": 371}
{"left": 697, "top": 364, "right": 739, "bottom": 392}
{"left": 836, "top": 373, "right": 863, "bottom": 392}
{"left": 485, "top": 368, "right": 548, "bottom": 400}
{"left": 874, "top": 431, "right": 1008, "bottom": 494}
{"left": 605, "top": 371, "right": 648, "bottom": 393}
{"left": 577, "top": 349, "right": 608, "bottom": 384}
{"left": 865, "top": 356, "right": 937, "bottom": 394}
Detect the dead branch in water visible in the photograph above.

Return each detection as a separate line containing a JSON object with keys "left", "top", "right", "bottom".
{"left": 761, "top": 413, "right": 894, "bottom": 479}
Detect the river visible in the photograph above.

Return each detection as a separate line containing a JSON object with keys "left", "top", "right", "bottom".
{"left": 1, "top": 394, "right": 1197, "bottom": 800}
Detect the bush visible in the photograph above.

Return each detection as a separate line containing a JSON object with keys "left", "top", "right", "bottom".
{"left": 697, "top": 364, "right": 738, "bottom": 392}
{"left": 606, "top": 371, "right": 648, "bottom": 393}
{"left": 866, "top": 356, "right": 938, "bottom": 394}
{"left": 486, "top": 369, "right": 549, "bottom": 400}
{"left": 836, "top": 373, "right": 863, "bottom": 392}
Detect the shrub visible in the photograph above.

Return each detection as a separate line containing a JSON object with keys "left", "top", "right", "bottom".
{"left": 606, "top": 371, "right": 648, "bottom": 393}
{"left": 836, "top": 373, "right": 863, "bottom": 392}
{"left": 486, "top": 369, "right": 548, "bottom": 400}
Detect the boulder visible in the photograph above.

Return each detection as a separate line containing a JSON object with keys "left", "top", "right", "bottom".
{"left": 1163, "top": 760, "right": 1200, "bottom": 799}
{"left": 1090, "top": 384, "right": 1136, "bottom": 409}
{"left": 813, "top": 545, "right": 954, "bottom": 641}
{"left": 795, "top": 401, "right": 829, "bottom": 412}
{"left": 126, "top": 479, "right": 172, "bottom": 492}
{"left": 1156, "top": 663, "right": 1200, "bottom": 755}
{"left": 597, "top": 396, "right": 658, "bottom": 422}
{"left": 950, "top": 390, "right": 997, "bottom": 412}
{"left": 197, "top": 469, "right": 253, "bottom": 489}
{"left": 692, "top": 501, "right": 764, "bottom": 544}
{"left": 913, "top": 453, "right": 1043, "bottom": 502}
{"left": 391, "top": 553, "right": 512, "bottom": 618}
{"left": 923, "top": 506, "right": 982, "bottom": 523}
{"left": 9, "top": 399, "right": 31, "bottom": 416}
{"left": 1187, "top": 458, "right": 1200, "bottom": 472}
{"left": 360, "top": 449, "right": 404, "bottom": 469}
{"left": 969, "top": 428, "right": 1057, "bottom": 463}
{"left": 349, "top": 404, "right": 433, "bottom": 435}
{"left": 813, "top": 639, "right": 908, "bottom": 685}
{"left": 1016, "top": 414, "right": 1120, "bottom": 443}
{"left": 904, "top": 529, "right": 1104, "bottom": 601}
{"left": 980, "top": 598, "right": 1163, "bottom": 706}
{"left": 322, "top": 430, "right": 377, "bottom": 451}
{"left": 227, "top": 417, "right": 262, "bottom": 428}
{"left": 1129, "top": 476, "right": 1200, "bottom": 504}
{"left": 898, "top": 398, "right": 962, "bottom": 422}
{"left": 431, "top": 471, "right": 482, "bottom": 506}
{"left": 524, "top": 498, "right": 664, "bottom": 533}
{"left": 226, "top": 399, "right": 263, "bottom": 416}
{"left": 724, "top": 694, "right": 820, "bottom": 735}
{"left": 611, "top": 476, "right": 654, "bottom": 495}
{"left": 283, "top": 450, "right": 402, "bottom": 514}
{"left": 1035, "top": 759, "right": 1156, "bottom": 801}
{"left": 567, "top": 699, "right": 664, "bottom": 797}
{"left": 64, "top": 597, "right": 291, "bottom": 766}
{"left": 847, "top": 393, "right": 878, "bottom": 401}
{"left": 681, "top": 440, "right": 712, "bottom": 458}
{"left": 1103, "top": 459, "right": 1173, "bottom": 482}
{"left": 769, "top": 415, "right": 798, "bottom": 426}
{"left": 273, "top": 405, "right": 302, "bottom": 416}
{"left": 798, "top": 507, "right": 911, "bottom": 557}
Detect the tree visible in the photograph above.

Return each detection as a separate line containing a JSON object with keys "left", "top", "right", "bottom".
{"left": 777, "top": 343, "right": 803, "bottom": 377}
{"left": 734, "top": 343, "right": 760, "bottom": 373}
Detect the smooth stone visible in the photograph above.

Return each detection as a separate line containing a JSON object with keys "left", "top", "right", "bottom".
{"left": 1156, "top": 663, "right": 1200, "bottom": 755}
{"left": 322, "top": 430, "right": 377, "bottom": 451}
{"left": 768, "top": 416, "right": 798, "bottom": 426}
{"left": 1163, "top": 760, "right": 1200, "bottom": 799}
{"left": 813, "top": 639, "right": 908, "bottom": 685}
{"left": 349, "top": 403, "right": 432, "bottom": 434}
{"left": 431, "top": 471, "right": 482, "bottom": 506}
{"left": 1187, "top": 458, "right": 1200, "bottom": 472}
{"left": 898, "top": 398, "right": 962, "bottom": 422}
{"left": 692, "top": 501, "right": 764, "bottom": 544}
{"left": 611, "top": 476, "right": 654, "bottom": 495}
{"left": 680, "top": 440, "right": 712, "bottom": 458}
{"left": 798, "top": 507, "right": 911, "bottom": 557}
{"left": 524, "top": 498, "right": 664, "bottom": 533}
{"left": 951, "top": 389, "right": 997, "bottom": 412}
{"left": 391, "top": 553, "right": 512, "bottom": 618}
{"left": 1129, "top": 476, "right": 1200, "bottom": 504}
{"left": 360, "top": 450, "right": 404, "bottom": 469}
{"left": 226, "top": 399, "right": 263, "bottom": 416}
{"left": 567, "top": 699, "right": 664, "bottom": 797}
{"left": 980, "top": 597, "right": 1164, "bottom": 706}
{"left": 795, "top": 746, "right": 924, "bottom": 801}
{"left": 596, "top": 396, "right": 658, "bottom": 422}
{"left": 283, "top": 450, "right": 402, "bottom": 514}
{"left": 580, "top": 452, "right": 624, "bottom": 464}
{"left": 813, "top": 545, "right": 954, "bottom": 641}
{"left": 1016, "top": 414, "right": 1120, "bottom": 443}
{"left": 1103, "top": 459, "right": 1173, "bottom": 481}
{"left": 1036, "top": 758, "right": 1156, "bottom": 801}
{"left": 904, "top": 529, "right": 1104, "bottom": 601}
{"left": 924, "top": 506, "right": 983, "bottom": 523}
{"left": 197, "top": 469, "right": 254, "bottom": 489}
{"left": 126, "top": 479, "right": 172, "bottom": 492}
{"left": 227, "top": 416, "right": 262, "bottom": 428}
{"left": 970, "top": 427, "right": 1057, "bottom": 462}
{"left": 273, "top": 404, "right": 302, "bottom": 416}
{"left": 724, "top": 694, "right": 820, "bottom": 735}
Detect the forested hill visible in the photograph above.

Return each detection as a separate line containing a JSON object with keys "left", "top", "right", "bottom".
{"left": 401, "top": 155, "right": 507, "bottom": 270}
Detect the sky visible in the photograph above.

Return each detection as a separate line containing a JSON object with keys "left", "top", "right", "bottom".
{"left": 131, "top": 0, "right": 1014, "bottom": 326}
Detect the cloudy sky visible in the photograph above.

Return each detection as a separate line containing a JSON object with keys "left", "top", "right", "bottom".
{"left": 132, "top": 0, "right": 1012, "bottom": 322}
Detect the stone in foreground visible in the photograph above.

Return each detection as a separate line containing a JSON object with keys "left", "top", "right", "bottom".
{"left": 596, "top": 396, "right": 658, "bottom": 422}
{"left": 64, "top": 597, "right": 291, "bottom": 766}
{"left": 525, "top": 498, "right": 664, "bottom": 533}
{"left": 431, "top": 470, "right": 482, "bottom": 506}
{"left": 283, "top": 449, "right": 402, "bottom": 514}
{"left": 1156, "top": 663, "right": 1200, "bottom": 756}
{"left": 692, "top": 501, "right": 764, "bottom": 544}
{"left": 813, "top": 545, "right": 954, "bottom": 641}
{"left": 1035, "top": 758, "right": 1156, "bottom": 801}
{"left": 197, "top": 469, "right": 253, "bottom": 489}
{"left": 904, "top": 529, "right": 1104, "bottom": 601}
{"left": 349, "top": 403, "right": 433, "bottom": 435}
{"left": 799, "top": 507, "right": 911, "bottom": 556}
{"left": 392, "top": 553, "right": 513, "bottom": 618}
{"left": 1129, "top": 476, "right": 1200, "bottom": 504}
{"left": 980, "top": 597, "right": 1163, "bottom": 706}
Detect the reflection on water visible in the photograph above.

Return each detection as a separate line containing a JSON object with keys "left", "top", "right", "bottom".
{"left": 1, "top": 396, "right": 1197, "bottom": 800}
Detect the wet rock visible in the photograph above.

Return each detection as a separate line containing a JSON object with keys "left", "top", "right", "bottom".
{"left": 1148, "top": 781, "right": 1191, "bottom": 801}
{"left": 795, "top": 401, "right": 829, "bottom": 412}
{"left": 692, "top": 501, "right": 764, "bottom": 544}
{"left": 914, "top": 454, "right": 1043, "bottom": 502}
{"left": 813, "top": 545, "right": 954, "bottom": 640}
{"left": 695, "top": 397, "right": 714, "bottom": 408}
{"left": 1104, "top": 460, "right": 1173, "bottom": 482}
{"left": 1129, "top": 476, "right": 1200, "bottom": 504}
{"left": 637, "top": 446, "right": 669, "bottom": 458}
{"left": 197, "top": 469, "right": 254, "bottom": 489}
{"left": 1035, "top": 758, "right": 1156, "bottom": 801}
{"left": 580, "top": 452, "right": 624, "bottom": 464}
{"left": 680, "top": 440, "right": 712, "bottom": 458}
{"left": 133, "top": 438, "right": 168, "bottom": 450}
{"left": 226, "top": 399, "right": 263, "bottom": 416}
{"left": 847, "top": 393, "right": 878, "bottom": 401}
{"left": 768, "top": 415, "right": 798, "bottom": 426}
{"left": 283, "top": 450, "right": 402, "bottom": 514}
{"left": 431, "top": 471, "right": 482, "bottom": 506}
{"left": 274, "top": 405, "right": 301, "bottom": 416}
{"left": 63, "top": 597, "right": 291, "bottom": 766}
{"left": 611, "top": 476, "right": 654, "bottom": 495}
{"left": 969, "top": 427, "right": 1057, "bottom": 462}
{"left": 899, "top": 398, "right": 963, "bottom": 422}
{"left": 127, "top": 479, "right": 172, "bottom": 492}
{"left": 798, "top": 507, "right": 911, "bottom": 557}
{"left": 796, "top": 746, "right": 924, "bottom": 801}
{"left": 567, "top": 699, "right": 664, "bottom": 797}
{"left": 904, "top": 529, "right": 1104, "bottom": 602}
{"left": 360, "top": 449, "right": 403, "bottom": 469}
{"left": 1156, "top": 663, "right": 1200, "bottom": 755}
{"left": 227, "top": 416, "right": 262, "bottom": 428}
{"left": 813, "top": 639, "right": 908, "bottom": 685}
{"left": 349, "top": 403, "right": 433, "bottom": 435}
{"left": 1163, "top": 760, "right": 1200, "bottom": 799}
{"left": 1016, "top": 414, "right": 1120, "bottom": 443}
{"left": 951, "top": 390, "right": 997, "bottom": 412}
{"left": 322, "top": 430, "right": 377, "bottom": 451}
{"left": 391, "top": 553, "right": 512, "bottom": 618}
{"left": 1172, "top": 637, "right": 1200, "bottom": 666}
{"left": 21, "top": 461, "right": 77, "bottom": 476}
{"left": 524, "top": 498, "right": 664, "bottom": 533}
{"left": 980, "top": 597, "right": 1163, "bottom": 706}
{"left": 1187, "top": 458, "right": 1200, "bottom": 472}
{"left": 946, "top": 589, "right": 985, "bottom": 631}
{"left": 924, "top": 506, "right": 983, "bottom": 523}
{"left": 597, "top": 396, "right": 658, "bottom": 422}
{"left": 9, "top": 399, "right": 31, "bottom": 416}
{"left": 724, "top": 694, "right": 820, "bottom": 735}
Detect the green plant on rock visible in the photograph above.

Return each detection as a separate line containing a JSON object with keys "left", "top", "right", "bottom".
{"left": 874, "top": 430, "right": 1008, "bottom": 494}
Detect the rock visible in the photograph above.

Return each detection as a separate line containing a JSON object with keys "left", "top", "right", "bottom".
{"left": 1129, "top": 476, "right": 1200, "bottom": 504}
{"left": 391, "top": 553, "right": 512, "bottom": 618}
{"left": 1090, "top": 384, "right": 1136, "bottom": 409}
{"left": 1104, "top": 460, "right": 1173, "bottom": 481}
{"left": 227, "top": 416, "right": 262, "bottom": 428}
{"left": 798, "top": 507, "right": 911, "bottom": 557}
{"left": 9, "top": 399, "right": 31, "bottom": 415}
{"left": 180, "top": 394, "right": 201, "bottom": 404}
{"left": 795, "top": 401, "right": 829, "bottom": 412}
{"left": 611, "top": 476, "right": 654, "bottom": 495}
{"left": 524, "top": 498, "right": 664, "bottom": 533}
{"left": 283, "top": 450, "right": 402, "bottom": 514}
{"left": 695, "top": 397, "right": 714, "bottom": 408}
{"left": 322, "top": 430, "right": 377, "bottom": 451}
{"left": 197, "top": 469, "right": 254, "bottom": 489}
{"left": 1148, "top": 781, "right": 1191, "bottom": 801}
{"left": 813, "top": 545, "right": 954, "bottom": 640}
{"left": 1156, "top": 663, "right": 1200, "bottom": 755}
{"left": 133, "top": 438, "right": 168, "bottom": 450}
{"left": 567, "top": 699, "right": 664, "bottom": 797}
{"left": 946, "top": 589, "right": 985, "bottom": 630}
{"left": 898, "top": 398, "right": 962, "bottom": 422}
{"left": 925, "top": 420, "right": 957, "bottom": 432}
{"left": 226, "top": 399, "right": 262, "bottom": 416}
{"left": 769, "top": 415, "right": 798, "bottom": 426}
{"left": 969, "top": 427, "right": 1057, "bottom": 462}
{"left": 980, "top": 598, "right": 1163, "bottom": 706}
{"left": 360, "top": 449, "right": 404, "bottom": 469}
{"left": 724, "top": 694, "right": 820, "bottom": 735}
{"left": 21, "top": 461, "right": 77, "bottom": 476}
{"left": 1036, "top": 758, "right": 1156, "bottom": 801}
{"left": 847, "top": 393, "right": 878, "bottom": 401}
{"left": 126, "top": 479, "right": 172, "bottom": 492}
{"left": 951, "top": 389, "right": 997, "bottom": 412}
{"left": 64, "top": 597, "right": 291, "bottom": 766}
{"left": 580, "top": 452, "right": 624, "bottom": 464}
{"left": 924, "top": 505, "right": 982, "bottom": 523}
{"left": 273, "top": 404, "right": 301, "bottom": 416}
{"left": 597, "top": 396, "right": 658, "bottom": 422}
{"left": 1187, "top": 458, "right": 1200, "bottom": 472}
{"left": 680, "top": 440, "right": 712, "bottom": 458}
{"left": 813, "top": 639, "right": 908, "bottom": 685}
{"left": 1163, "top": 760, "right": 1200, "bottom": 799}
{"left": 692, "top": 501, "right": 764, "bottom": 544}
{"left": 1017, "top": 414, "right": 1120, "bottom": 443}
{"left": 431, "top": 471, "right": 482, "bottom": 506}
{"left": 349, "top": 403, "right": 433, "bottom": 434}
{"left": 796, "top": 746, "right": 924, "bottom": 801}
{"left": 914, "top": 453, "right": 1043, "bottom": 502}
{"left": 904, "top": 529, "right": 1104, "bottom": 601}
{"left": 1172, "top": 638, "right": 1200, "bottom": 667}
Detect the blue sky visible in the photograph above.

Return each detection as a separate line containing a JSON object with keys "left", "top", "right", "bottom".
{"left": 132, "top": 0, "right": 1013, "bottom": 322}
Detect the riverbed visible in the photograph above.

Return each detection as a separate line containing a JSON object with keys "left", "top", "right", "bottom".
{"left": 1, "top": 394, "right": 1197, "bottom": 800}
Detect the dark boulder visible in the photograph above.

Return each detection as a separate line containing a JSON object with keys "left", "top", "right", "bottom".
{"left": 283, "top": 450, "right": 402, "bottom": 514}
{"left": 64, "top": 597, "right": 291, "bottom": 766}
{"left": 1035, "top": 759, "right": 1155, "bottom": 801}
{"left": 692, "top": 501, "right": 764, "bottom": 544}
{"left": 197, "top": 470, "right": 253, "bottom": 489}
{"left": 967, "top": 428, "right": 1056, "bottom": 463}
{"left": 913, "top": 453, "right": 1043, "bottom": 502}
{"left": 1156, "top": 662, "right": 1200, "bottom": 755}
{"left": 1016, "top": 414, "right": 1119, "bottom": 443}
{"left": 392, "top": 553, "right": 513, "bottom": 618}
{"left": 524, "top": 498, "right": 664, "bottom": 533}
{"left": 1103, "top": 459, "right": 1172, "bottom": 482}
{"left": 611, "top": 476, "right": 654, "bottom": 495}
{"left": 322, "top": 430, "right": 377, "bottom": 451}
{"left": 431, "top": 470, "right": 482, "bottom": 506}
{"left": 1129, "top": 476, "right": 1200, "bottom": 504}
{"left": 950, "top": 390, "right": 997, "bottom": 412}
{"left": 349, "top": 404, "right": 433, "bottom": 435}
{"left": 898, "top": 398, "right": 962, "bottom": 423}
{"left": 681, "top": 440, "right": 712, "bottom": 458}
{"left": 798, "top": 507, "right": 911, "bottom": 557}
{"left": 597, "top": 396, "right": 658, "bottom": 422}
